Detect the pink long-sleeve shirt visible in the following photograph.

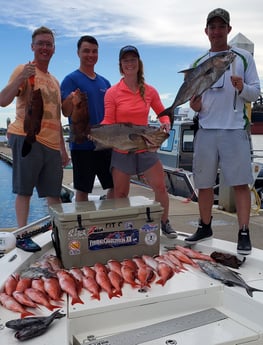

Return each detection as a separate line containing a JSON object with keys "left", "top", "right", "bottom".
{"left": 101, "top": 78, "right": 170, "bottom": 125}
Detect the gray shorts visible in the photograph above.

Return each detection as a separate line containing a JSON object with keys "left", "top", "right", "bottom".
{"left": 111, "top": 151, "right": 159, "bottom": 175}
{"left": 9, "top": 134, "right": 63, "bottom": 197}
{"left": 193, "top": 129, "right": 253, "bottom": 188}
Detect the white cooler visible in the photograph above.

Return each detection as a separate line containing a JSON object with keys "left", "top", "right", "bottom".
{"left": 49, "top": 196, "right": 163, "bottom": 269}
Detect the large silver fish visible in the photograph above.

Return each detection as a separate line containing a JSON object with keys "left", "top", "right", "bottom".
{"left": 158, "top": 51, "right": 236, "bottom": 120}
{"left": 197, "top": 260, "right": 263, "bottom": 297}
{"left": 89, "top": 123, "right": 169, "bottom": 152}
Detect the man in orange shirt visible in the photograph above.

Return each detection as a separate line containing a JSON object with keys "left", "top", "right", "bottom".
{"left": 0, "top": 26, "right": 69, "bottom": 227}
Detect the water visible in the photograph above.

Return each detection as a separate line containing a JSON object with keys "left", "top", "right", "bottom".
{"left": 0, "top": 160, "right": 49, "bottom": 228}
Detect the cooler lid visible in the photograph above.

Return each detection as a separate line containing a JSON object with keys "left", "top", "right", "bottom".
{"left": 49, "top": 196, "right": 163, "bottom": 221}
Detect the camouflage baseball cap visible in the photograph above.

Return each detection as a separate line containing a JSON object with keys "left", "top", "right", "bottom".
{"left": 206, "top": 8, "right": 230, "bottom": 25}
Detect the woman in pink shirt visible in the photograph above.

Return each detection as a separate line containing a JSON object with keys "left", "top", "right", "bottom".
{"left": 102, "top": 45, "right": 177, "bottom": 238}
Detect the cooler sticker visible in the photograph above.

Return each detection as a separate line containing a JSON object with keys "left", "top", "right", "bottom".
{"left": 144, "top": 232, "right": 158, "bottom": 246}
{"left": 124, "top": 221, "right": 134, "bottom": 229}
{"left": 68, "top": 240, "right": 81, "bottom": 255}
{"left": 67, "top": 227, "right": 87, "bottom": 239}
{"left": 88, "top": 229, "right": 139, "bottom": 251}
{"left": 141, "top": 223, "right": 159, "bottom": 232}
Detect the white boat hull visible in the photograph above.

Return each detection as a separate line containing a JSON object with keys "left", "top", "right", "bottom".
{"left": 1, "top": 225, "right": 263, "bottom": 345}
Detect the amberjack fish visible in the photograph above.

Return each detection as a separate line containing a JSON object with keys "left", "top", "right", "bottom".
{"left": 197, "top": 260, "right": 263, "bottom": 297}
{"left": 158, "top": 51, "right": 236, "bottom": 122}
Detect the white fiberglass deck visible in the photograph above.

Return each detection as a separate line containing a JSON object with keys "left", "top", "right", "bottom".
{"left": 1, "top": 227, "right": 263, "bottom": 345}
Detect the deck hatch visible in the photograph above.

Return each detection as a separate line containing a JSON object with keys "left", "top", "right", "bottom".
{"left": 76, "top": 308, "right": 227, "bottom": 345}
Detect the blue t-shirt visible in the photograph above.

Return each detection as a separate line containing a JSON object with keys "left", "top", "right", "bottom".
{"left": 61, "top": 70, "right": 111, "bottom": 150}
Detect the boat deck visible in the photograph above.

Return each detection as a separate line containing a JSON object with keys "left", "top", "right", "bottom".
{"left": 1, "top": 146, "right": 263, "bottom": 344}
{"left": 1, "top": 227, "right": 263, "bottom": 345}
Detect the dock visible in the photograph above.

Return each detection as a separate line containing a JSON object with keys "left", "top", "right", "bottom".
{"left": 1, "top": 145, "right": 263, "bottom": 250}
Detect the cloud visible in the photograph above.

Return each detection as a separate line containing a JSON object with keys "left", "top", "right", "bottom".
{"left": 0, "top": 0, "right": 262, "bottom": 128}
{"left": 0, "top": 0, "right": 262, "bottom": 72}
{"left": 0, "top": 1, "right": 260, "bottom": 45}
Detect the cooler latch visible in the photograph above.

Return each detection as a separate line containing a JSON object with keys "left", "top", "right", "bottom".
{"left": 77, "top": 214, "right": 84, "bottom": 230}
{"left": 146, "top": 207, "right": 153, "bottom": 222}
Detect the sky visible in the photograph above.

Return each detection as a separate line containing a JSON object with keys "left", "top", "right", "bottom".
{"left": 0, "top": 0, "right": 262, "bottom": 128}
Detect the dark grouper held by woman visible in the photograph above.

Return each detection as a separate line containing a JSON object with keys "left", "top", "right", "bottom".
{"left": 158, "top": 51, "right": 236, "bottom": 120}
{"left": 89, "top": 123, "right": 169, "bottom": 152}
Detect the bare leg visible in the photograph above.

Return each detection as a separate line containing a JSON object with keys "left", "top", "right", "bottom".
{"left": 112, "top": 167, "right": 130, "bottom": 198}
{"left": 198, "top": 188, "right": 214, "bottom": 224}
{"left": 47, "top": 196, "right": 61, "bottom": 206}
{"left": 75, "top": 190, "right": 88, "bottom": 202}
{"left": 233, "top": 184, "right": 251, "bottom": 228}
{"left": 106, "top": 188, "right": 115, "bottom": 199}
{"left": 144, "top": 160, "right": 169, "bottom": 222}
{"left": 15, "top": 194, "right": 31, "bottom": 228}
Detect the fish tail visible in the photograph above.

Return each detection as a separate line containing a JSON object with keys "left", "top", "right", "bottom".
{"left": 91, "top": 293, "right": 100, "bottom": 301}
{"left": 157, "top": 107, "right": 174, "bottom": 128}
{"left": 71, "top": 296, "right": 84, "bottom": 305}
{"left": 114, "top": 289, "right": 122, "bottom": 296}
{"left": 155, "top": 279, "right": 165, "bottom": 286}
{"left": 47, "top": 304, "right": 61, "bottom": 311}
{"left": 21, "top": 310, "right": 35, "bottom": 318}
{"left": 247, "top": 287, "right": 263, "bottom": 298}
{"left": 54, "top": 310, "right": 66, "bottom": 319}
{"left": 107, "top": 290, "right": 120, "bottom": 299}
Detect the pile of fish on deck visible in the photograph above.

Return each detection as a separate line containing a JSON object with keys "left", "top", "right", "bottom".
{"left": 2, "top": 245, "right": 263, "bottom": 320}
{"left": 1, "top": 245, "right": 263, "bottom": 341}
{"left": 1, "top": 246, "right": 208, "bottom": 315}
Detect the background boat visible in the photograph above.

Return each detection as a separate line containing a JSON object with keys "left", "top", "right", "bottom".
{"left": 251, "top": 95, "right": 263, "bottom": 135}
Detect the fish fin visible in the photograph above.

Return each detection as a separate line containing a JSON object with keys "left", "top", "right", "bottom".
{"left": 21, "top": 140, "right": 32, "bottom": 157}
{"left": 91, "top": 293, "right": 101, "bottom": 301}
{"left": 204, "top": 67, "right": 214, "bottom": 76}
{"left": 178, "top": 67, "right": 196, "bottom": 75}
{"left": 246, "top": 288, "right": 254, "bottom": 298}
{"left": 47, "top": 304, "right": 61, "bottom": 311}
{"left": 247, "top": 286, "right": 263, "bottom": 298}
{"left": 21, "top": 310, "right": 35, "bottom": 318}
{"left": 155, "top": 279, "right": 165, "bottom": 286}
{"left": 71, "top": 296, "right": 84, "bottom": 305}
{"left": 157, "top": 107, "right": 174, "bottom": 128}
{"left": 223, "top": 281, "right": 235, "bottom": 287}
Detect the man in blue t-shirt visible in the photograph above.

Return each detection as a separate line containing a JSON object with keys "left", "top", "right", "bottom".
{"left": 61, "top": 35, "right": 114, "bottom": 201}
